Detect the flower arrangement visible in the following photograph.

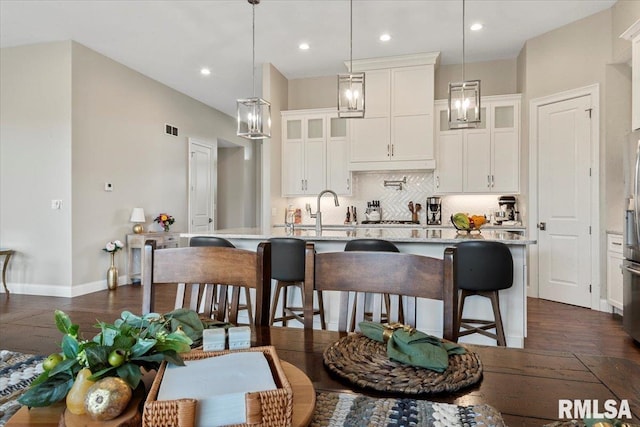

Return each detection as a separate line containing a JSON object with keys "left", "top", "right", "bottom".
{"left": 18, "top": 309, "right": 203, "bottom": 408}
{"left": 103, "top": 240, "right": 124, "bottom": 253}
{"left": 154, "top": 213, "right": 175, "bottom": 231}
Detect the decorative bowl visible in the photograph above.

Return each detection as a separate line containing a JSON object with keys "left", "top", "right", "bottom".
{"left": 450, "top": 214, "right": 486, "bottom": 234}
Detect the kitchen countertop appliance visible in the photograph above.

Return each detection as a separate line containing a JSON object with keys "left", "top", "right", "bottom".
{"left": 623, "top": 130, "right": 640, "bottom": 343}
{"left": 427, "top": 197, "right": 442, "bottom": 225}
{"left": 497, "top": 196, "right": 517, "bottom": 223}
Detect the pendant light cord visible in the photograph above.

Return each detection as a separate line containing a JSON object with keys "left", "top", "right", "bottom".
{"left": 349, "top": 0, "right": 353, "bottom": 73}
{"left": 462, "top": 0, "right": 465, "bottom": 82}
{"left": 252, "top": 1, "right": 256, "bottom": 98}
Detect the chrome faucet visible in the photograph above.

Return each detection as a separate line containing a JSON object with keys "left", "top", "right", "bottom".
{"left": 307, "top": 189, "right": 340, "bottom": 233}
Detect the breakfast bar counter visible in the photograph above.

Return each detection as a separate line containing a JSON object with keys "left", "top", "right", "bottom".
{"left": 180, "top": 227, "right": 535, "bottom": 348}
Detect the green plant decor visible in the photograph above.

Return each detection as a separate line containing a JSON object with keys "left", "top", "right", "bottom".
{"left": 17, "top": 308, "right": 213, "bottom": 408}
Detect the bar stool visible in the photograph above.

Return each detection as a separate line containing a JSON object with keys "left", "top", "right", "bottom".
{"left": 456, "top": 241, "right": 513, "bottom": 346}
{"left": 344, "top": 239, "right": 402, "bottom": 331}
{"left": 269, "top": 238, "right": 326, "bottom": 329}
{"left": 189, "top": 236, "right": 253, "bottom": 324}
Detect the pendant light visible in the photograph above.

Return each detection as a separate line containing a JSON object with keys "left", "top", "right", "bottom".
{"left": 337, "top": 0, "right": 365, "bottom": 119}
{"left": 448, "top": 0, "right": 480, "bottom": 129}
{"left": 237, "top": 0, "right": 271, "bottom": 139}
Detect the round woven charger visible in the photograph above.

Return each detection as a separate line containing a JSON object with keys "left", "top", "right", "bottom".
{"left": 323, "top": 334, "right": 483, "bottom": 394}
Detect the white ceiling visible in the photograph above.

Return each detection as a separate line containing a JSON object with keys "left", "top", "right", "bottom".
{"left": 0, "top": 0, "right": 617, "bottom": 117}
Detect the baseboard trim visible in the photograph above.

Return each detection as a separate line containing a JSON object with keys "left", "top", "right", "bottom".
{"left": 0, "top": 277, "right": 129, "bottom": 297}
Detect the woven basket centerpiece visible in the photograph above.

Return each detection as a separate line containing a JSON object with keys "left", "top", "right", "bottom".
{"left": 323, "top": 333, "right": 483, "bottom": 394}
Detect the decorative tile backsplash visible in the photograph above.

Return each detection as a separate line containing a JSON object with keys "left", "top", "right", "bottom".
{"left": 286, "top": 172, "right": 519, "bottom": 226}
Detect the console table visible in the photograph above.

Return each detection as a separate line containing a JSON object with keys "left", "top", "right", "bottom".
{"left": 0, "top": 249, "right": 14, "bottom": 294}
{"left": 126, "top": 233, "right": 178, "bottom": 284}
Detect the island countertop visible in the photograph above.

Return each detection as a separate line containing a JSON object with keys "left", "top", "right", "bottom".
{"left": 177, "top": 226, "right": 532, "bottom": 348}
{"left": 181, "top": 227, "right": 536, "bottom": 245}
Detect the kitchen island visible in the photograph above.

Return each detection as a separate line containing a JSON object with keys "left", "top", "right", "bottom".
{"left": 180, "top": 227, "right": 535, "bottom": 348}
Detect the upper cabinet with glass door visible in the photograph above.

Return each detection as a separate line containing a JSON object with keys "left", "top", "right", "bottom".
{"left": 281, "top": 109, "right": 352, "bottom": 197}
{"left": 434, "top": 94, "right": 520, "bottom": 195}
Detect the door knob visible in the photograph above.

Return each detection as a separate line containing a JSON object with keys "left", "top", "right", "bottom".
{"left": 538, "top": 222, "right": 546, "bottom": 231}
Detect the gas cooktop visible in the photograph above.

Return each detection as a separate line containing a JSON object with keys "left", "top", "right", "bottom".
{"left": 360, "top": 220, "right": 420, "bottom": 225}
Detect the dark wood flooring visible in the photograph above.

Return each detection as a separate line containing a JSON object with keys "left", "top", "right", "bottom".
{"left": 1, "top": 286, "right": 639, "bottom": 363}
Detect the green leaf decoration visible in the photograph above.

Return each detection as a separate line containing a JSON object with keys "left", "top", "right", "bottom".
{"left": 49, "top": 358, "right": 77, "bottom": 376}
{"left": 130, "top": 338, "right": 156, "bottom": 357}
{"left": 61, "top": 334, "right": 79, "bottom": 359}
{"left": 85, "top": 346, "right": 110, "bottom": 371}
{"left": 117, "top": 363, "right": 142, "bottom": 389}
{"left": 54, "top": 310, "right": 72, "bottom": 334}
{"left": 18, "top": 373, "right": 73, "bottom": 407}
{"left": 161, "top": 349, "right": 186, "bottom": 366}
{"left": 25, "top": 308, "right": 207, "bottom": 407}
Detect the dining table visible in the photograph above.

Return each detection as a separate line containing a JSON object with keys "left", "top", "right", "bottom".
{"left": 6, "top": 326, "right": 640, "bottom": 426}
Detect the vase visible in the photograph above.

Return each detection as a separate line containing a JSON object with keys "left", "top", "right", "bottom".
{"left": 107, "top": 252, "right": 118, "bottom": 290}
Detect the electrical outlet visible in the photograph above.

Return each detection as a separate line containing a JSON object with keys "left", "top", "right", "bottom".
{"left": 104, "top": 182, "right": 113, "bottom": 192}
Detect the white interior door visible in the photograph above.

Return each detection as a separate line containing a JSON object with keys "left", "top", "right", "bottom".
{"left": 189, "top": 139, "right": 216, "bottom": 232}
{"left": 537, "top": 95, "right": 592, "bottom": 307}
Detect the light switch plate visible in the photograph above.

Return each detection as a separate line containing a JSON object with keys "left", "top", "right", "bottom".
{"left": 104, "top": 182, "right": 113, "bottom": 192}
{"left": 51, "top": 200, "right": 62, "bottom": 210}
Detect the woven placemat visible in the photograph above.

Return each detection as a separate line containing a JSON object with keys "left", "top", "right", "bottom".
{"left": 323, "top": 334, "right": 482, "bottom": 394}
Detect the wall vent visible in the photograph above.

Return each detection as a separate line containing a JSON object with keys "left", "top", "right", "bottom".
{"left": 165, "top": 124, "right": 179, "bottom": 136}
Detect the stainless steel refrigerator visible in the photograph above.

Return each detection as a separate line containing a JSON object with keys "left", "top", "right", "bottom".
{"left": 623, "top": 130, "right": 640, "bottom": 342}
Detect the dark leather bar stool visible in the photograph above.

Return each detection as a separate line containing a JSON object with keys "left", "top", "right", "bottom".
{"left": 189, "top": 236, "right": 253, "bottom": 323}
{"left": 344, "top": 238, "right": 402, "bottom": 331}
{"left": 456, "top": 241, "right": 513, "bottom": 346}
{"left": 269, "top": 238, "right": 326, "bottom": 329}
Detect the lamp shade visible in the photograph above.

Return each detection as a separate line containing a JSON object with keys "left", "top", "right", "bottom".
{"left": 448, "top": 80, "right": 481, "bottom": 129}
{"left": 337, "top": 72, "right": 365, "bottom": 118}
{"left": 237, "top": 97, "right": 271, "bottom": 139}
{"left": 130, "top": 208, "right": 145, "bottom": 223}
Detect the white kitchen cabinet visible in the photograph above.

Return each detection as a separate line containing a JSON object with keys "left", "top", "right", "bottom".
{"left": 607, "top": 233, "right": 624, "bottom": 311}
{"left": 282, "top": 109, "right": 351, "bottom": 197}
{"left": 349, "top": 53, "right": 439, "bottom": 171}
{"left": 327, "top": 115, "right": 352, "bottom": 194}
{"left": 434, "top": 94, "right": 520, "bottom": 195}
{"left": 621, "top": 19, "right": 640, "bottom": 131}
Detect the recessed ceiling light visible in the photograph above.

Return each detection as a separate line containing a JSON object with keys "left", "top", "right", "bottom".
{"left": 379, "top": 33, "right": 391, "bottom": 42}
{"left": 299, "top": 43, "right": 310, "bottom": 50}
{"left": 470, "top": 23, "right": 483, "bottom": 31}
{"left": 200, "top": 68, "right": 211, "bottom": 76}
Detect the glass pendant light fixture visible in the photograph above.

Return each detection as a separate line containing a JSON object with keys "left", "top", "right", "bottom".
{"left": 337, "top": 0, "right": 365, "bottom": 119}
{"left": 448, "top": 0, "right": 481, "bottom": 129}
{"left": 237, "top": 0, "right": 271, "bottom": 139}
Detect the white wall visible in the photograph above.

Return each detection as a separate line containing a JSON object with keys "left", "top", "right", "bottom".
{"left": 1, "top": 41, "right": 73, "bottom": 294}
{"left": 1, "top": 41, "right": 255, "bottom": 296}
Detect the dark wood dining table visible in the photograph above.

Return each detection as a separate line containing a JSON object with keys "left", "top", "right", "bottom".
{"left": 6, "top": 326, "right": 640, "bottom": 426}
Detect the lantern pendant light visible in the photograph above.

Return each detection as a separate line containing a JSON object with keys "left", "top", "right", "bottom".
{"left": 448, "top": 0, "right": 480, "bottom": 129}
{"left": 237, "top": 0, "right": 271, "bottom": 139}
{"left": 337, "top": 0, "right": 365, "bottom": 118}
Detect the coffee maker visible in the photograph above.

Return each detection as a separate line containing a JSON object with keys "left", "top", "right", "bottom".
{"left": 426, "top": 197, "right": 442, "bottom": 225}
{"left": 498, "top": 196, "right": 517, "bottom": 222}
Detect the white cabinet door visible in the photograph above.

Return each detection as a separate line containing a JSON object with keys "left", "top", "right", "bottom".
{"left": 281, "top": 114, "right": 326, "bottom": 196}
{"left": 392, "top": 65, "right": 433, "bottom": 116}
{"left": 350, "top": 65, "right": 435, "bottom": 169}
{"left": 464, "top": 129, "right": 492, "bottom": 192}
{"left": 350, "top": 117, "right": 390, "bottom": 162}
{"left": 282, "top": 118, "right": 305, "bottom": 196}
{"left": 350, "top": 70, "right": 390, "bottom": 163}
{"left": 435, "top": 132, "right": 464, "bottom": 193}
{"left": 491, "top": 102, "right": 520, "bottom": 193}
{"left": 607, "top": 234, "right": 624, "bottom": 310}
{"left": 434, "top": 105, "right": 463, "bottom": 193}
{"left": 391, "top": 66, "right": 434, "bottom": 162}
{"left": 327, "top": 116, "right": 352, "bottom": 195}
{"left": 392, "top": 115, "right": 433, "bottom": 161}
{"left": 282, "top": 109, "right": 350, "bottom": 196}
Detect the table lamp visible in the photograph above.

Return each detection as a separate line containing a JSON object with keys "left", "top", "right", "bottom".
{"left": 130, "top": 208, "right": 145, "bottom": 234}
